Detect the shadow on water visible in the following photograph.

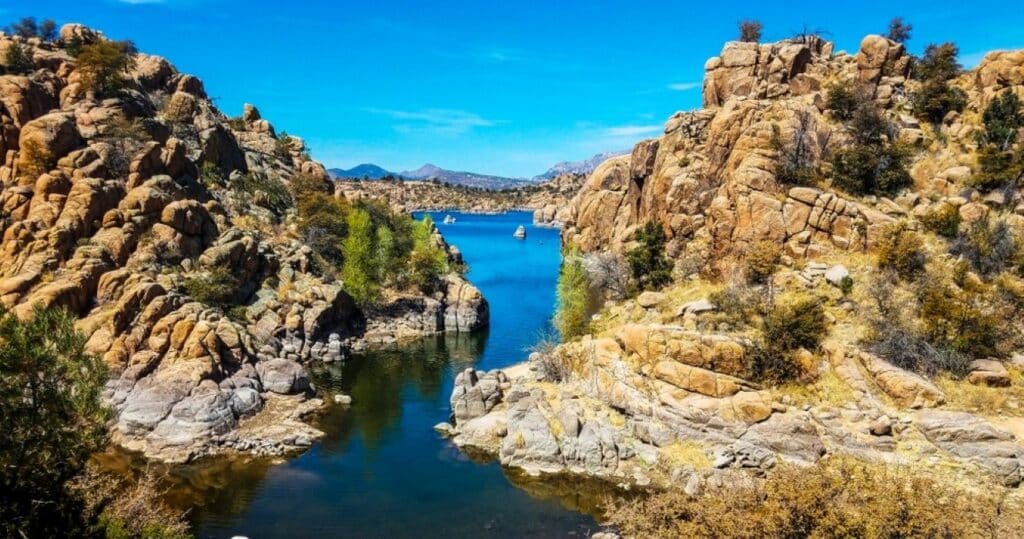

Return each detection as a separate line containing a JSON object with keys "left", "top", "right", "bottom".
{"left": 107, "top": 212, "right": 607, "bottom": 538}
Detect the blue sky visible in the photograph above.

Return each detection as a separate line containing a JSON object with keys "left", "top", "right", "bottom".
{"left": 9, "top": 1, "right": 1024, "bottom": 177}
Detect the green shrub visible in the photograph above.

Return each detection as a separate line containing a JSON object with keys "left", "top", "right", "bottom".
{"left": 876, "top": 222, "right": 926, "bottom": 279}
{"left": 737, "top": 19, "right": 762, "bottom": 42}
{"left": 829, "top": 100, "right": 913, "bottom": 195}
{"left": 3, "top": 41, "right": 33, "bottom": 74}
{"left": 744, "top": 240, "right": 782, "bottom": 284}
{"left": 408, "top": 215, "right": 448, "bottom": 293}
{"left": 0, "top": 306, "right": 109, "bottom": 538}
{"left": 233, "top": 172, "right": 292, "bottom": 215}
{"left": 626, "top": 221, "right": 673, "bottom": 292}
{"left": 950, "top": 216, "right": 1021, "bottom": 277}
{"left": 980, "top": 89, "right": 1024, "bottom": 151}
{"left": 341, "top": 208, "right": 380, "bottom": 305}
{"left": 274, "top": 131, "right": 294, "bottom": 160}
{"left": 182, "top": 267, "right": 240, "bottom": 310}
{"left": 831, "top": 142, "right": 912, "bottom": 195}
{"left": 17, "top": 137, "right": 53, "bottom": 179}
{"left": 910, "top": 43, "right": 966, "bottom": 124}
{"left": 38, "top": 19, "right": 57, "bottom": 42}
{"left": 76, "top": 40, "right": 136, "bottom": 97}
{"left": 824, "top": 84, "right": 861, "bottom": 122}
{"left": 886, "top": 17, "right": 912, "bottom": 43}
{"left": 556, "top": 249, "right": 594, "bottom": 340}
{"left": 919, "top": 202, "right": 961, "bottom": 238}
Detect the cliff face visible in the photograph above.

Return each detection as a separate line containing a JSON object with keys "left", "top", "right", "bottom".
{"left": 0, "top": 25, "right": 485, "bottom": 462}
{"left": 562, "top": 35, "right": 1022, "bottom": 266}
{"left": 443, "top": 35, "right": 1024, "bottom": 500}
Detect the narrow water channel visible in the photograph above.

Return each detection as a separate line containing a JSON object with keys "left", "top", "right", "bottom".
{"left": 144, "top": 211, "right": 602, "bottom": 537}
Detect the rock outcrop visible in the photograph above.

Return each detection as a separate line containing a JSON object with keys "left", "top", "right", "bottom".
{"left": 561, "top": 34, "right": 1021, "bottom": 267}
{"left": 0, "top": 25, "right": 487, "bottom": 462}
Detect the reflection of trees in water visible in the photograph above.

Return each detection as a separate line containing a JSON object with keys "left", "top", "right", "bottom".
{"left": 456, "top": 445, "right": 617, "bottom": 520}
{"left": 93, "top": 447, "right": 275, "bottom": 528}
{"left": 310, "top": 332, "right": 487, "bottom": 455}
{"left": 98, "top": 332, "right": 491, "bottom": 526}
{"left": 503, "top": 467, "right": 619, "bottom": 520}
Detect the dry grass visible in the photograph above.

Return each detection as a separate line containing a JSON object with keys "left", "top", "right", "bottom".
{"left": 774, "top": 368, "right": 856, "bottom": 408}
{"left": 937, "top": 367, "right": 1024, "bottom": 416}
{"left": 658, "top": 441, "right": 712, "bottom": 471}
{"left": 604, "top": 457, "right": 1024, "bottom": 539}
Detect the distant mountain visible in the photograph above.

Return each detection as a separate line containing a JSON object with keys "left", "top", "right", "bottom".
{"left": 534, "top": 151, "right": 629, "bottom": 180}
{"left": 399, "top": 163, "right": 532, "bottom": 190}
{"left": 328, "top": 163, "right": 396, "bottom": 179}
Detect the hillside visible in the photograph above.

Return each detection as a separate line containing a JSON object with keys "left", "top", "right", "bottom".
{"left": 0, "top": 23, "right": 486, "bottom": 463}
{"left": 441, "top": 32, "right": 1024, "bottom": 526}
{"left": 335, "top": 172, "right": 586, "bottom": 225}
{"left": 534, "top": 150, "right": 628, "bottom": 180}
{"left": 400, "top": 163, "right": 534, "bottom": 189}
{"left": 328, "top": 163, "right": 393, "bottom": 179}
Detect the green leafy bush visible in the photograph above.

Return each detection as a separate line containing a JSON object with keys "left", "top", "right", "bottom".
{"left": 825, "top": 84, "right": 863, "bottom": 122}
{"left": 886, "top": 17, "right": 912, "bottom": 43}
{"left": 0, "top": 306, "right": 110, "bottom": 538}
{"left": 737, "top": 19, "right": 762, "bottom": 42}
{"left": 910, "top": 43, "right": 967, "bottom": 124}
{"left": 233, "top": 172, "right": 292, "bottom": 215}
{"left": 76, "top": 40, "right": 136, "bottom": 97}
{"left": 751, "top": 293, "right": 827, "bottom": 383}
{"left": 829, "top": 98, "right": 913, "bottom": 195}
{"left": 556, "top": 249, "right": 594, "bottom": 340}
{"left": 876, "top": 222, "right": 926, "bottom": 279}
{"left": 744, "top": 240, "right": 782, "bottom": 284}
{"left": 3, "top": 41, "right": 33, "bottom": 74}
{"left": 626, "top": 221, "right": 673, "bottom": 292}
{"left": 980, "top": 89, "right": 1024, "bottom": 151}
{"left": 182, "top": 267, "right": 241, "bottom": 310}
{"left": 950, "top": 216, "right": 1021, "bottom": 277}
{"left": 919, "top": 202, "right": 961, "bottom": 238}
{"left": 341, "top": 208, "right": 380, "bottom": 304}
{"left": 408, "top": 215, "right": 448, "bottom": 293}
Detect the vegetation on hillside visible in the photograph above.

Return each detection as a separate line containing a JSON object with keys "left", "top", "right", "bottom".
{"left": 556, "top": 248, "right": 595, "bottom": 340}
{"left": 604, "top": 458, "right": 1023, "bottom": 538}
{"left": 0, "top": 306, "right": 188, "bottom": 538}
{"left": 626, "top": 222, "right": 673, "bottom": 293}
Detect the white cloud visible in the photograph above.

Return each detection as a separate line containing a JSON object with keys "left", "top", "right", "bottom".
{"left": 603, "top": 125, "right": 662, "bottom": 137}
{"left": 669, "top": 81, "right": 701, "bottom": 91}
{"left": 365, "top": 107, "right": 497, "bottom": 135}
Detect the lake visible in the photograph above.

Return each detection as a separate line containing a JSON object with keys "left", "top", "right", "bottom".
{"left": 155, "top": 211, "right": 602, "bottom": 537}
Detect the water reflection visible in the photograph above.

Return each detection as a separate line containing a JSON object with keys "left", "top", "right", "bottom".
{"left": 107, "top": 212, "right": 601, "bottom": 538}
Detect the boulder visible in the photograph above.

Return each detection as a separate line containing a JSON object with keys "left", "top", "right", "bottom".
{"left": 256, "top": 358, "right": 310, "bottom": 394}
{"left": 967, "top": 359, "right": 1011, "bottom": 387}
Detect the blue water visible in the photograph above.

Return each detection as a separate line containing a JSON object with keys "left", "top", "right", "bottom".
{"left": 165, "top": 211, "right": 601, "bottom": 538}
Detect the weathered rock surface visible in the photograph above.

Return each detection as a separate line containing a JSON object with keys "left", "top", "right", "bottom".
{"left": 0, "top": 25, "right": 488, "bottom": 462}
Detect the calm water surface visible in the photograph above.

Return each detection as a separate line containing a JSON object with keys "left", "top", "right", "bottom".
{"left": 160, "top": 212, "right": 603, "bottom": 538}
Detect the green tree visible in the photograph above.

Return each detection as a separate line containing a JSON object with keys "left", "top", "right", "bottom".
{"left": 39, "top": 19, "right": 57, "bottom": 42}
{"left": 555, "top": 249, "right": 593, "bottom": 339}
{"left": 408, "top": 215, "right": 448, "bottom": 293}
{"left": 76, "top": 40, "right": 136, "bottom": 97}
{"left": 0, "top": 306, "right": 110, "bottom": 538}
{"left": 910, "top": 43, "right": 967, "bottom": 124}
{"left": 886, "top": 17, "right": 912, "bottom": 43}
{"left": 4, "top": 41, "right": 34, "bottom": 74}
{"left": 341, "top": 208, "right": 379, "bottom": 304}
{"left": 8, "top": 17, "right": 38, "bottom": 38}
{"left": 738, "top": 20, "right": 762, "bottom": 42}
{"left": 981, "top": 89, "right": 1023, "bottom": 151}
{"left": 626, "top": 221, "right": 673, "bottom": 292}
